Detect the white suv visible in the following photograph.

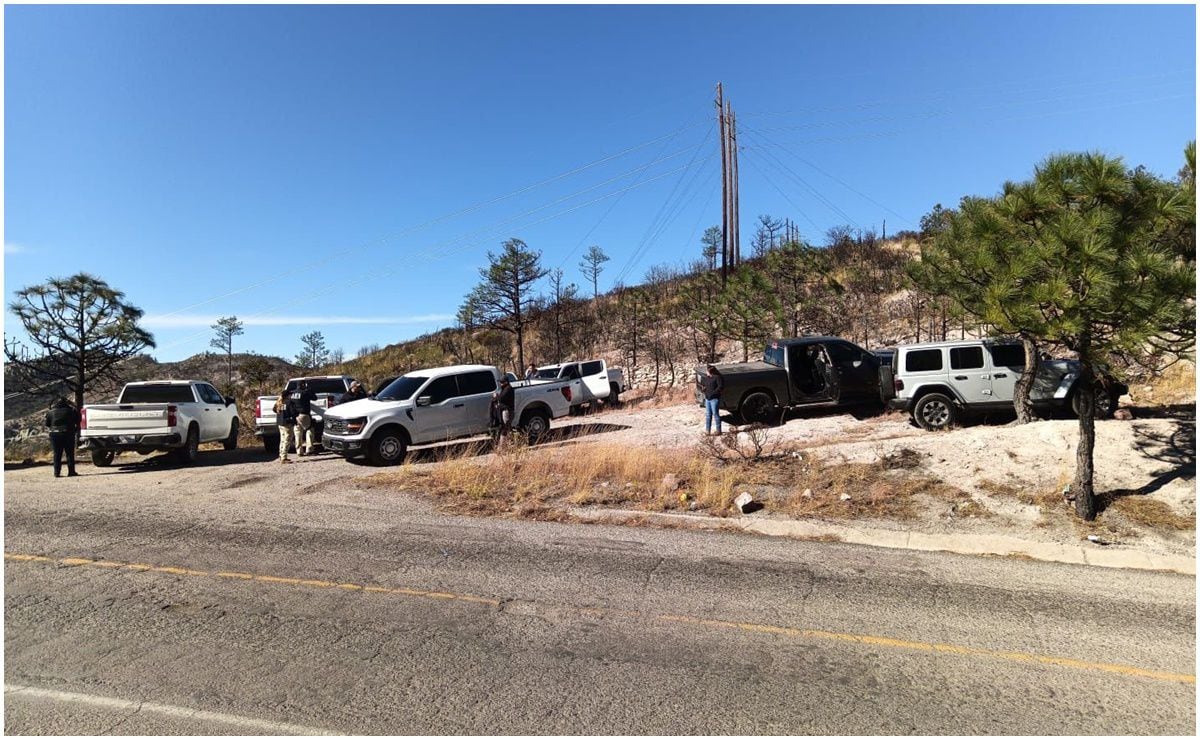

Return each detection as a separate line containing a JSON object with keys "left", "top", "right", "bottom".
{"left": 890, "top": 339, "right": 1125, "bottom": 430}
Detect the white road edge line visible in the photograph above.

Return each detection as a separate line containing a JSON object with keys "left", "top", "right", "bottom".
{"left": 4, "top": 683, "right": 340, "bottom": 736}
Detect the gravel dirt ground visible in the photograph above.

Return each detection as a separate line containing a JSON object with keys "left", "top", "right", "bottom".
{"left": 6, "top": 396, "right": 1193, "bottom": 562}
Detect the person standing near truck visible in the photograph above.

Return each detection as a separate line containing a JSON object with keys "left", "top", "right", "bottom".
{"left": 493, "top": 376, "right": 516, "bottom": 448}
{"left": 273, "top": 389, "right": 297, "bottom": 463}
{"left": 524, "top": 363, "right": 538, "bottom": 381}
{"left": 45, "top": 397, "right": 80, "bottom": 477}
{"left": 701, "top": 365, "right": 724, "bottom": 435}
{"left": 293, "top": 380, "right": 317, "bottom": 456}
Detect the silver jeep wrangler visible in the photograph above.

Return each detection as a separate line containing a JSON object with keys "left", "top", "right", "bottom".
{"left": 889, "top": 339, "right": 1125, "bottom": 431}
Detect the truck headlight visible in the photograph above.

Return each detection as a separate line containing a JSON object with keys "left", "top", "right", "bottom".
{"left": 346, "top": 418, "right": 367, "bottom": 434}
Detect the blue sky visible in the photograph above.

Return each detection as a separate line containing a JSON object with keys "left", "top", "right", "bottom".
{"left": 5, "top": 4, "right": 1195, "bottom": 363}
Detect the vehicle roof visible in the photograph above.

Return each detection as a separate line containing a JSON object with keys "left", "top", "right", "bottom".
{"left": 770, "top": 336, "right": 855, "bottom": 348}
{"left": 896, "top": 338, "right": 1019, "bottom": 351}
{"left": 402, "top": 364, "right": 495, "bottom": 377}
{"left": 124, "top": 380, "right": 206, "bottom": 386}
{"left": 287, "top": 375, "right": 355, "bottom": 381}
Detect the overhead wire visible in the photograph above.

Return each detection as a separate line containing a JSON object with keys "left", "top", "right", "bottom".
{"left": 154, "top": 157, "right": 712, "bottom": 354}
{"left": 152, "top": 118, "right": 709, "bottom": 320}
{"left": 741, "top": 125, "right": 914, "bottom": 227}
{"left": 611, "top": 126, "right": 718, "bottom": 285}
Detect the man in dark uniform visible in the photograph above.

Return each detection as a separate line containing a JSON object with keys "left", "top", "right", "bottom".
{"left": 45, "top": 397, "right": 80, "bottom": 478}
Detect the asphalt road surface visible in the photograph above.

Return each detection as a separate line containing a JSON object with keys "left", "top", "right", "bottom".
{"left": 5, "top": 452, "right": 1196, "bottom": 734}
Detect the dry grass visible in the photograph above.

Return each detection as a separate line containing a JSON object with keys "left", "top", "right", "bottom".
{"left": 621, "top": 384, "right": 698, "bottom": 409}
{"left": 369, "top": 430, "right": 979, "bottom": 526}
{"left": 1143, "top": 360, "right": 1196, "bottom": 405}
{"left": 1108, "top": 496, "right": 1196, "bottom": 530}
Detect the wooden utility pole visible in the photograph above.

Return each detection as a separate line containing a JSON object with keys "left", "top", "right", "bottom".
{"left": 724, "top": 106, "right": 734, "bottom": 262}
{"left": 716, "top": 83, "right": 742, "bottom": 282}
{"left": 716, "top": 83, "right": 729, "bottom": 285}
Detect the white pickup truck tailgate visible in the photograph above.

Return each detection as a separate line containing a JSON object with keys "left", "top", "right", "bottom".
{"left": 83, "top": 406, "right": 172, "bottom": 435}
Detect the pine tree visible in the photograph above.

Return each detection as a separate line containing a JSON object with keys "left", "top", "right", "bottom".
{"left": 469, "top": 238, "right": 549, "bottom": 370}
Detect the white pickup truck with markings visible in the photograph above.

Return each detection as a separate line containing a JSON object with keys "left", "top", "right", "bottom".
{"left": 322, "top": 364, "right": 572, "bottom": 465}
{"left": 79, "top": 380, "right": 240, "bottom": 466}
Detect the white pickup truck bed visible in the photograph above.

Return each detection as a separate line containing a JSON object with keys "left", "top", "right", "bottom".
{"left": 80, "top": 380, "right": 239, "bottom": 466}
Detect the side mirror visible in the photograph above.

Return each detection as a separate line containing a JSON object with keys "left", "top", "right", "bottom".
{"left": 416, "top": 396, "right": 432, "bottom": 407}
{"left": 224, "top": 396, "right": 235, "bottom": 406}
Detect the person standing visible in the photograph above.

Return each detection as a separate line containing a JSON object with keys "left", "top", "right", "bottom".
{"left": 273, "top": 388, "right": 297, "bottom": 463}
{"left": 493, "top": 377, "right": 516, "bottom": 448}
{"left": 45, "top": 397, "right": 80, "bottom": 477}
{"left": 701, "top": 365, "right": 724, "bottom": 435}
{"left": 339, "top": 380, "right": 367, "bottom": 405}
{"left": 293, "top": 381, "right": 317, "bottom": 456}
{"left": 524, "top": 363, "right": 539, "bottom": 381}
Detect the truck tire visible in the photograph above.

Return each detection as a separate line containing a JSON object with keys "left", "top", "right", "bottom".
{"left": 739, "top": 392, "right": 777, "bottom": 425}
{"left": 263, "top": 434, "right": 279, "bottom": 454}
{"left": 367, "top": 427, "right": 408, "bottom": 466}
{"left": 608, "top": 383, "right": 621, "bottom": 406}
{"left": 223, "top": 419, "right": 239, "bottom": 451}
{"left": 91, "top": 450, "right": 115, "bottom": 468}
{"left": 1072, "top": 385, "right": 1116, "bottom": 419}
{"left": 521, "top": 410, "right": 550, "bottom": 444}
{"left": 913, "top": 393, "right": 956, "bottom": 431}
{"left": 174, "top": 425, "right": 200, "bottom": 464}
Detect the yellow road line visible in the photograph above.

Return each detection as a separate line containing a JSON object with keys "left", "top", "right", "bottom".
{"left": 656, "top": 614, "right": 1196, "bottom": 685}
{"left": 6, "top": 551, "right": 1193, "bottom": 685}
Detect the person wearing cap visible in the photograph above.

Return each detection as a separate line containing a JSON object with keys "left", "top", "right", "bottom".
{"left": 701, "top": 364, "right": 724, "bottom": 435}
{"left": 339, "top": 380, "right": 368, "bottom": 405}
{"left": 44, "top": 396, "right": 80, "bottom": 477}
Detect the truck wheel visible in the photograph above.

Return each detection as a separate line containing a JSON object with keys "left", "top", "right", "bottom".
{"left": 263, "top": 434, "right": 279, "bottom": 454}
{"left": 223, "top": 419, "right": 239, "bottom": 451}
{"left": 367, "top": 428, "right": 408, "bottom": 466}
{"left": 174, "top": 425, "right": 200, "bottom": 464}
{"left": 739, "top": 392, "right": 777, "bottom": 425}
{"left": 608, "top": 383, "right": 621, "bottom": 406}
{"left": 522, "top": 411, "right": 550, "bottom": 444}
{"left": 914, "top": 393, "right": 956, "bottom": 431}
{"left": 91, "top": 450, "right": 115, "bottom": 468}
{"left": 1072, "top": 386, "right": 1116, "bottom": 419}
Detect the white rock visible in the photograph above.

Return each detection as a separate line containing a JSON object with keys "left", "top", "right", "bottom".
{"left": 802, "top": 488, "right": 813, "bottom": 498}
{"left": 734, "top": 492, "right": 755, "bottom": 513}
{"left": 839, "top": 493, "right": 852, "bottom": 502}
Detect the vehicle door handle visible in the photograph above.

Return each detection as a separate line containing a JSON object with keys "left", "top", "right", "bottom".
{"left": 599, "top": 376, "right": 606, "bottom": 380}
{"left": 453, "top": 404, "right": 465, "bottom": 408}
{"left": 954, "top": 376, "right": 968, "bottom": 380}
{"left": 994, "top": 373, "right": 1007, "bottom": 378}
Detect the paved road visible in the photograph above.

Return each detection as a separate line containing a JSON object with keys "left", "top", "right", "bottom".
{"left": 5, "top": 456, "right": 1196, "bottom": 734}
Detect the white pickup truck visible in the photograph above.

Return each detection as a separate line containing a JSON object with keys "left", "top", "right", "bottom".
{"left": 253, "top": 375, "right": 357, "bottom": 452}
{"left": 322, "top": 364, "right": 573, "bottom": 465}
{"left": 533, "top": 359, "right": 626, "bottom": 407}
{"left": 80, "top": 380, "right": 240, "bottom": 466}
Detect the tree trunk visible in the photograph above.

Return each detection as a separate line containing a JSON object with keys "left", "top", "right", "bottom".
{"left": 1013, "top": 334, "right": 1038, "bottom": 424}
{"left": 1073, "top": 357, "right": 1098, "bottom": 520}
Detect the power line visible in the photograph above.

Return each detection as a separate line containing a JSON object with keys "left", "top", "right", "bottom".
{"left": 741, "top": 126, "right": 914, "bottom": 227}
{"left": 154, "top": 158, "right": 712, "bottom": 354}
{"left": 152, "top": 118, "right": 709, "bottom": 321}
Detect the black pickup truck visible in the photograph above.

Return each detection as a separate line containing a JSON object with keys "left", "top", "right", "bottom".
{"left": 697, "top": 337, "right": 895, "bottom": 424}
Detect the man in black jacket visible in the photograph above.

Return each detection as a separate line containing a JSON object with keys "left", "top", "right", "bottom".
{"left": 701, "top": 365, "right": 724, "bottom": 435}
{"left": 293, "top": 381, "right": 318, "bottom": 456}
{"left": 45, "top": 397, "right": 80, "bottom": 477}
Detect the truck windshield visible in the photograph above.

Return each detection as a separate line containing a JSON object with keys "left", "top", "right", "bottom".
{"left": 376, "top": 376, "right": 427, "bottom": 401}
{"left": 764, "top": 346, "right": 785, "bottom": 368}
{"left": 285, "top": 379, "right": 349, "bottom": 395}
{"left": 119, "top": 385, "right": 195, "bottom": 404}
